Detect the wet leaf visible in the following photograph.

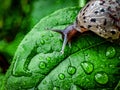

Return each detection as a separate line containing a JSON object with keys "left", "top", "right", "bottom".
{"left": 1, "top": 7, "right": 120, "bottom": 90}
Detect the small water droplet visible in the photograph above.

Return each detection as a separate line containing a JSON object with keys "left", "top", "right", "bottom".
{"left": 95, "top": 72, "right": 108, "bottom": 85}
{"left": 81, "top": 61, "right": 94, "bottom": 74}
{"left": 39, "top": 61, "right": 46, "bottom": 69}
{"left": 53, "top": 86, "right": 60, "bottom": 90}
{"left": 58, "top": 73, "right": 65, "bottom": 80}
{"left": 49, "top": 33, "right": 53, "bottom": 37}
{"left": 41, "top": 34, "right": 45, "bottom": 37}
{"left": 45, "top": 38, "right": 49, "bottom": 41}
{"left": 106, "top": 46, "right": 116, "bottom": 58}
{"left": 46, "top": 57, "right": 51, "bottom": 61}
{"left": 40, "top": 40, "right": 45, "bottom": 45}
{"left": 67, "top": 66, "right": 76, "bottom": 75}
{"left": 43, "top": 80, "right": 47, "bottom": 84}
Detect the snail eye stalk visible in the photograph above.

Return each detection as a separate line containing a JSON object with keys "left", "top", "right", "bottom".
{"left": 51, "top": 24, "right": 78, "bottom": 54}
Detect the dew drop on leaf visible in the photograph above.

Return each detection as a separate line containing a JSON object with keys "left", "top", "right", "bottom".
{"left": 95, "top": 72, "right": 108, "bottom": 85}
{"left": 45, "top": 38, "right": 49, "bottom": 41}
{"left": 106, "top": 46, "right": 116, "bottom": 58}
{"left": 67, "top": 66, "right": 76, "bottom": 75}
{"left": 40, "top": 40, "right": 45, "bottom": 45}
{"left": 49, "top": 33, "right": 53, "bottom": 37}
{"left": 58, "top": 73, "right": 65, "bottom": 80}
{"left": 46, "top": 57, "right": 51, "bottom": 61}
{"left": 53, "top": 86, "right": 60, "bottom": 90}
{"left": 81, "top": 61, "right": 94, "bottom": 74}
{"left": 39, "top": 61, "right": 46, "bottom": 69}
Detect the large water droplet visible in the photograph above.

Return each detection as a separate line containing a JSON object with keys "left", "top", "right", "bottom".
{"left": 106, "top": 46, "right": 116, "bottom": 58}
{"left": 81, "top": 61, "right": 94, "bottom": 74}
{"left": 58, "top": 73, "right": 65, "bottom": 80}
{"left": 40, "top": 40, "right": 45, "bottom": 45}
{"left": 53, "top": 86, "right": 60, "bottom": 90}
{"left": 95, "top": 72, "right": 108, "bottom": 85}
{"left": 67, "top": 66, "right": 76, "bottom": 75}
{"left": 39, "top": 61, "right": 46, "bottom": 69}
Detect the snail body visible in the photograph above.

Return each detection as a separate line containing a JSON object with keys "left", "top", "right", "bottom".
{"left": 53, "top": 0, "right": 120, "bottom": 53}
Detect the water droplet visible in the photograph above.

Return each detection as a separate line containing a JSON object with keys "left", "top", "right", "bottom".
{"left": 45, "top": 38, "right": 49, "bottom": 41}
{"left": 40, "top": 40, "right": 45, "bottom": 45}
{"left": 81, "top": 61, "right": 94, "bottom": 74}
{"left": 58, "top": 73, "right": 65, "bottom": 80}
{"left": 67, "top": 66, "right": 76, "bottom": 75}
{"left": 95, "top": 72, "right": 108, "bottom": 85}
{"left": 39, "top": 62, "right": 46, "bottom": 69}
{"left": 53, "top": 86, "right": 60, "bottom": 90}
{"left": 46, "top": 57, "right": 51, "bottom": 61}
{"left": 41, "top": 33, "right": 44, "bottom": 37}
{"left": 49, "top": 33, "right": 53, "bottom": 37}
{"left": 106, "top": 46, "right": 116, "bottom": 58}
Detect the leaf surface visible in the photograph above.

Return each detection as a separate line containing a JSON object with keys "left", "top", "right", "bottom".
{"left": 1, "top": 7, "right": 120, "bottom": 90}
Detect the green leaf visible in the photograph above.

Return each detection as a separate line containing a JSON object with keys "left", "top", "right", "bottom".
{"left": 0, "top": 74, "right": 4, "bottom": 88}
{"left": 1, "top": 7, "right": 120, "bottom": 90}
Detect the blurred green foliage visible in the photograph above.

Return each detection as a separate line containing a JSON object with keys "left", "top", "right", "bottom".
{"left": 0, "top": 0, "right": 32, "bottom": 40}
{"left": 0, "top": 0, "right": 89, "bottom": 74}
{"left": 0, "top": 0, "right": 33, "bottom": 66}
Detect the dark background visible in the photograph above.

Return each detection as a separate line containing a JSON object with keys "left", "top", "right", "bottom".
{"left": 0, "top": 0, "right": 89, "bottom": 74}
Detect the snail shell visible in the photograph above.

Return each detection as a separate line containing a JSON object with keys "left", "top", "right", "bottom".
{"left": 52, "top": 0, "right": 120, "bottom": 54}
{"left": 75, "top": 0, "right": 120, "bottom": 40}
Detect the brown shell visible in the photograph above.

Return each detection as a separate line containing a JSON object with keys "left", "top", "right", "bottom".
{"left": 75, "top": 0, "right": 120, "bottom": 41}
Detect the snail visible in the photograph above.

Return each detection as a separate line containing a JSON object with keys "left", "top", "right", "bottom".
{"left": 52, "top": 0, "right": 120, "bottom": 54}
